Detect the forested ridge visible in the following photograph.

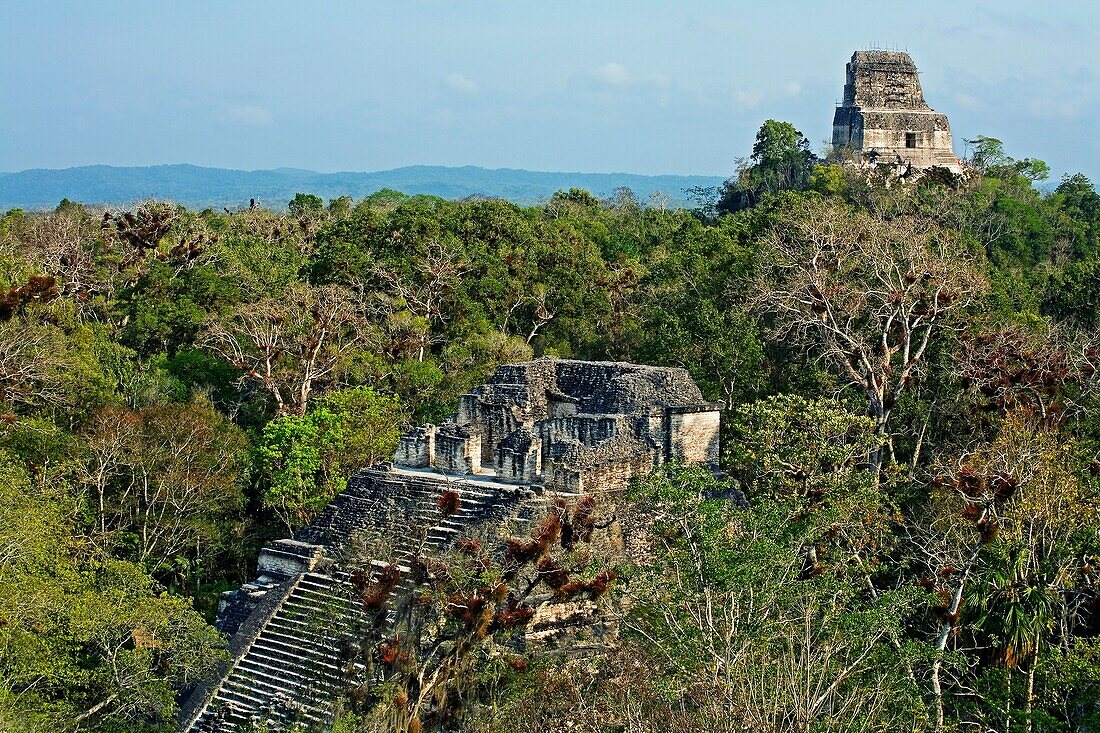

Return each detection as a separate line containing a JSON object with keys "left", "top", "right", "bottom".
{"left": 1, "top": 124, "right": 1098, "bottom": 732}
{"left": 0, "top": 164, "right": 726, "bottom": 211}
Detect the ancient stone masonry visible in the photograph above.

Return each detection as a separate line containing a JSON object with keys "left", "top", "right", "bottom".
{"left": 409, "top": 357, "right": 721, "bottom": 491}
{"left": 832, "top": 50, "right": 963, "bottom": 173}
{"left": 180, "top": 358, "right": 721, "bottom": 732}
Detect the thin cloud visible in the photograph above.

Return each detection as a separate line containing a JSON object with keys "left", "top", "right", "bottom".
{"left": 953, "top": 91, "right": 984, "bottom": 111}
{"left": 224, "top": 104, "right": 272, "bottom": 126}
{"left": 445, "top": 73, "right": 478, "bottom": 94}
{"left": 594, "top": 62, "right": 630, "bottom": 85}
{"left": 734, "top": 90, "right": 762, "bottom": 109}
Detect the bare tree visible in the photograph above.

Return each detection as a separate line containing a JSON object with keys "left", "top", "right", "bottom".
{"left": 202, "top": 283, "right": 373, "bottom": 415}
{"left": 15, "top": 208, "right": 111, "bottom": 320}
{"left": 0, "top": 319, "right": 73, "bottom": 408}
{"left": 909, "top": 408, "right": 1095, "bottom": 732}
{"left": 75, "top": 407, "right": 140, "bottom": 538}
{"left": 76, "top": 401, "right": 247, "bottom": 577}
{"left": 501, "top": 287, "right": 556, "bottom": 345}
{"left": 755, "top": 197, "right": 988, "bottom": 471}
{"left": 372, "top": 241, "right": 465, "bottom": 362}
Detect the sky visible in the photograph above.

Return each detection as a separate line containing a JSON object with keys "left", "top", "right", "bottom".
{"left": 1, "top": 1, "right": 1098, "bottom": 182}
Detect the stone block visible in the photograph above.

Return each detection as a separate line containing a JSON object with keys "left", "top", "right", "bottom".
{"left": 435, "top": 428, "right": 482, "bottom": 475}
{"left": 394, "top": 425, "right": 435, "bottom": 467}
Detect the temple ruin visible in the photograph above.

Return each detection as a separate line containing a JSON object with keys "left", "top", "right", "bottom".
{"left": 180, "top": 358, "right": 721, "bottom": 731}
{"left": 831, "top": 50, "right": 963, "bottom": 173}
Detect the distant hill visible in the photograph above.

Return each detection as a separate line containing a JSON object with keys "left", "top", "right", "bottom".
{"left": 0, "top": 164, "right": 727, "bottom": 210}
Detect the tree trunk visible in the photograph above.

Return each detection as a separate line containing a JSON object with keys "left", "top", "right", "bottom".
{"left": 931, "top": 655, "right": 945, "bottom": 733}
{"left": 1026, "top": 662, "right": 1036, "bottom": 733}
{"left": 931, "top": 539, "right": 983, "bottom": 731}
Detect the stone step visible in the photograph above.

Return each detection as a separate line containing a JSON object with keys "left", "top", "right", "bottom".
{"left": 188, "top": 462, "right": 554, "bottom": 731}
{"left": 278, "top": 595, "right": 350, "bottom": 623}
{"left": 256, "top": 622, "right": 334, "bottom": 652}
{"left": 224, "top": 671, "right": 307, "bottom": 703}
{"left": 279, "top": 594, "right": 340, "bottom": 618}
{"left": 250, "top": 638, "right": 343, "bottom": 669}
{"left": 265, "top": 615, "right": 333, "bottom": 640}
{"left": 236, "top": 654, "right": 341, "bottom": 687}
{"left": 216, "top": 681, "right": 325, "bottom": 725}
{"left": 208, "top": 685, "right": 268, "bottom": 714}
{"left": 249, "top": 636, "right": 341, "bottom": 670}
{"left": 224, "top": 665, "right": 331, "bottom": 704}
{"left": 217, "top": 680, "right": 332, "bottom": 722}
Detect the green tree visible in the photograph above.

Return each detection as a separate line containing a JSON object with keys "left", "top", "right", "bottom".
{"left": 966, "top": 136, "right": 1050, "bottom": 182}
{"left": 718, "top": 120, "right": 818, "bottom": 213}
{"left": 632, "top": 211, "right": 764, "bottom": 408}
{"left": 312, "top": 386, "right": 407, "bottom": 477}
{"left": 0, "top": 450, "right": 226, "bottom": 731}
{"left": 619, "top": 464, "right": 924, "bottom": 732}
{"left": 257, "top": 387, "right": 406, "bottom": 530}
{"left": 288, "top": 192, "right": 325, "bottom": 217}
{"left": 257, "top": 408, "right": 346, "bottom": 531}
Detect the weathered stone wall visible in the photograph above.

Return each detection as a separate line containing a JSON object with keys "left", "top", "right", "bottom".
{"left": 668, "top": 408, "right": 721, "bottom": 467}
{"left": 256, "top": 539, "right": 325, "bottom": 579}
{"left": 540, "top": 414, "right": 620, "bottom": 450}
{"left": 543, "top": 432, "right": 658, "bottom": 494}
{"left": 841, "top": 50, "right": 925, "bottom": 109}
{"left": 434, "top": 428, "right": 482, "bottom": 475}
{"left": 394, "top": 358, "right": 721, "bottom": 490}
{"left": 493, "top": 427, "right": 542, "bottom": 483}
{"left": 395, "top": 425, "right": 435, "bottom": 467}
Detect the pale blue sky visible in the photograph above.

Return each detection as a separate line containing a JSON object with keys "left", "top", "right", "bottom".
{"left": 1, "top": 1, "right": 1097, "bottom": 182}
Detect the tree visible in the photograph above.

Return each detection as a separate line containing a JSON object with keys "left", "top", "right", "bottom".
{"left": 965, "top": 136, "right": 1050, "bottom": 183}
{"left": 0, "top": 318, "right": 74, "bottom": 409}
{"left": 75, "top": 399, "right": 249, "bottom": 582}
{"left": 0, "top": 450, "right": 226, "bottom": 731}
{"left": 312, "top": 387, "right": 407, "bottom": 472}
{"left": 289, "top": 192, "right": 325, "bottom": 217}
{"left": 911, "top": 409, "right": 1099, "bottom": 732}
{"left": 973, "top": 414, "right": 1098, "bottom": 732}
{"left": 257, "top": 407, "right": 346, "bottom": 531}
{"left": 343, "top": 497, "right": 615, "bottom": 733}
{"left": 717, "top": 120, "right": 818, "bottom": 213}
{"left": 955, "top": 324, "right": 1099, "bottom": 427}
{"left": 11, "top": 205, "right": 112, "bottom": 321}
{"left": 754, "top": 195, "right": 988, "bottom": 471}
{"left": 202, "top": 283, "right": 374, "bottom": 415}
{"left": 258, "top": 387, "right": 406, "bottom": 530}
{"left": 116, "top": 256, "right": 241, "bottom": 358}
{"left": 1054, "top": 174, "right": 1100, "bottom": 228}
{"left": 372, "top": 241, "right": 465, "bottom": 362}
{"left": 729, "top": 394, "right": 881, "bottom": 500}
{"left": 632, "top": 213, "right": 764, "bottom": 408}
{"left": 617, "top": 464, "right": 923, "bottom": 732}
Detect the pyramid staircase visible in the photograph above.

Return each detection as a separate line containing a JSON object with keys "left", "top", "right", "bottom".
{"left": 182, "top": 466, "right": 545, "bottom": 732}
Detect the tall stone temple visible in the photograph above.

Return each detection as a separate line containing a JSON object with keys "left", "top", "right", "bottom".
{"left": 831, "top": 50, "right": 963, "bottom": 172}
